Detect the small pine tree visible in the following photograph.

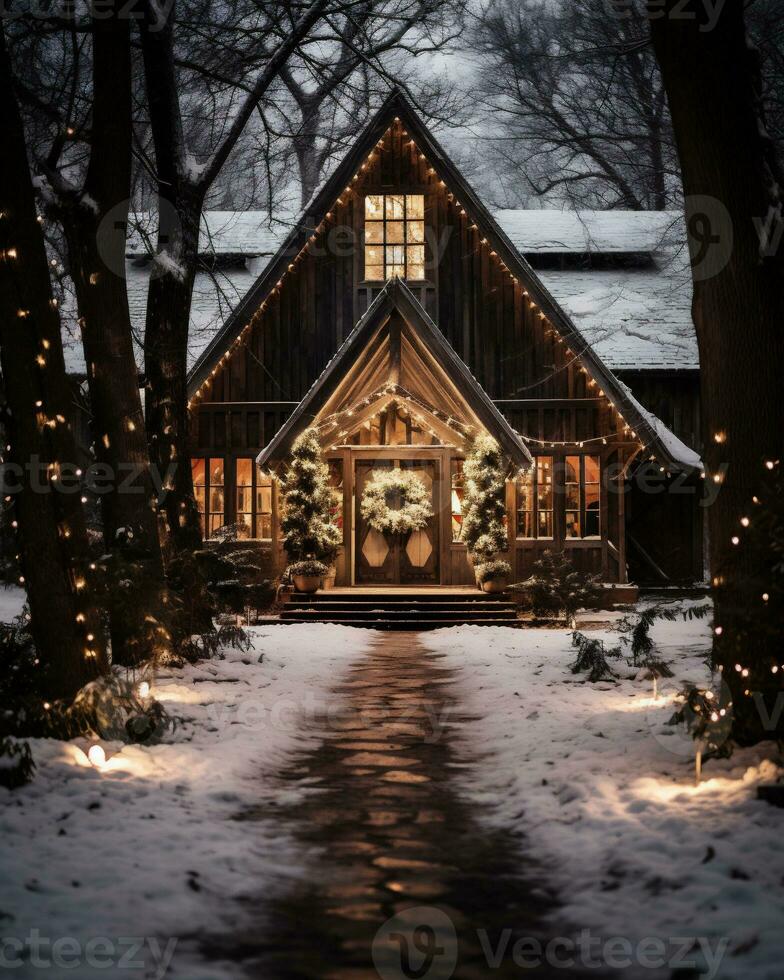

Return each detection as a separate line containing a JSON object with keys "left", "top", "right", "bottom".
{"left": 521, "top": 549, "right": 603, "bottom": 628}
{"left": 462, "top": 435, "right": 508, "bottom": 567}
{"left": 281, "top": 429, "right": 342, "bottom": 566}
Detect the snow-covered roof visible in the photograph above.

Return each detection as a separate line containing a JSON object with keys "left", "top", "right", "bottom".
{"left": 538, "top": 261, "right": 696, "bottom": 371}
{"left": 60, "top": 209, "right": 698, "bottom": 376}
{"left": 496, "top": 209, "right": 682, "bottom": 255}
{"left": 126, "top": 211, "right": 287, "bottom": 258}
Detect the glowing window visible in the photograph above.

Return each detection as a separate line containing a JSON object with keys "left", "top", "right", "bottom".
{"left": 566, "top": 455, "right": 601, "bottom": 539}
{"left": 516, "top": 457, "right": 554, "bottom": 539}
{"left": 364, "top": 194, "right": 425, "bottom": 281}
{"left": 235, "top": 458, "right": 272, "bottom": 540}
{"left": 191, "top": 458, "right": 225, "bottom": 538}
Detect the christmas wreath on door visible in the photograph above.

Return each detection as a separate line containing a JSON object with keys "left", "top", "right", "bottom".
{"left": 360, "top": 467, "right": 433, "bottom": 536}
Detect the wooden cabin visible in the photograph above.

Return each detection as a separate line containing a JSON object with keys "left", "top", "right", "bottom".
{"left": 186, "top": 91, "right": 701, "bottom": 589}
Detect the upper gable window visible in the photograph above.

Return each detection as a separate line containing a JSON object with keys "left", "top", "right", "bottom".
{"left": 364, "top": 194, "right": 425, "bottom": 281}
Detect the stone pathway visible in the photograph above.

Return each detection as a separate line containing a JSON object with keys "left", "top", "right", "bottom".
{"left": 208, "top": 633, "right": 575, "bottom": 979}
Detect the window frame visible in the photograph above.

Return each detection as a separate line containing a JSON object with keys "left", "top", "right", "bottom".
{"left": 363, "top": 193, "right": 426, "bottom": 282}
{"left": 234, "top": 457, "right": 273, "bottom": 541}
{"left": 191, "top": 456, "right": 273, "bottom": 541}
{"left": 565, "top": 454, "right": 601, "bottom": 540}
{"left": 516, "top": 456, "right": 555, "bottom": 541}
{"left": 192, "top": 457, "right": 225, "bottom": 540}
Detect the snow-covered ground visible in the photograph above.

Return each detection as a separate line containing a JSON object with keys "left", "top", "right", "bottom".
{"left": 424, "top": 610, "right": 784, "bottom": 980}
{"left": 0, "top": 622, "right": 374, "bottom": 979}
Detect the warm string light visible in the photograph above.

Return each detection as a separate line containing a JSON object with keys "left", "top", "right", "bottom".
{"left": 312, "top": 380, "right": 475, "bottom": 444}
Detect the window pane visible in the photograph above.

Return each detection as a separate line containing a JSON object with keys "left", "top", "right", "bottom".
{"left": 256, "top": 483, "right": 272, "bottom": 514}
{"left": 407, "top": 244, "right": 425, "bottom": 267}
{"left": 386, "top": 244, "right": 405, "bottom": 265}
{"left": 365, "top": 195, "right": 384, "bottom": 220}
{"left": 236, "top": 458, "right": 252, "bottom": 486}
{"left": 386, "top": 220, "right": 405, "bottom": 244}
{"left": 365, "top": 221, "right": 384, "bottom": 244}
{"left": 407, "top": 220, "right": 425, "bottom": 244}
{"left": 256, "top": 476, "right": 272, "bottom": 540}
{"left": 537, "top": 457, "right": 553, "bottom": 509}
{"left": 565, "top": 456, "right": 580, "bottom": 483}
{"left": 386, "top": 194, "right": 405, "bottom": 219}
{"left": 584, "top": 455, "right": 600, "bottom": 484}
{"left": 406, "top": 195, "right": 425, "bottom": 219}
{"left": 365, "top": 244, "right": 384, "bottom": 267}
{"left": 237, "top": 486, "right": 253, "bottom": 512}
{"left": 209, "top": 458, "right": 224, "bottom": 487}
{"left": 365, "top": 264, "right": 384, "bottom": 281}
{"left": 517, "top": 512, "right": 534, "bottom": 538}
{"left": 585, "top": 484, "right": 600, "bottom": 537}
{"left": 191, "top": 458, "right": 205, "bottom": 486}
{"left": 516, "top": 469, "right": 534, "bottom": 539}
{"left": 566, "top": 511, "right": 581, "bottom": 538}
{"left": 538, "top": 510, "right": 553, "bottom": 537}
{"left": 387, "top": 264, "right": 405, "bottom": 278}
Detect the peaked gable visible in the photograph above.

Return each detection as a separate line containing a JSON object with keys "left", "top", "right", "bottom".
{"left": 257, "top": 279, "right": 532, "bottom": 468}
{"left": 188, "top": 89, "right": 698, "bottom": 473}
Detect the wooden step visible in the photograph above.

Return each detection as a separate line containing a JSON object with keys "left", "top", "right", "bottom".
{"left": 280, "top": 588, "right": 520, "bottom": 630}
{"left": 278, "top": 617, "right": 522, "bottom": 630}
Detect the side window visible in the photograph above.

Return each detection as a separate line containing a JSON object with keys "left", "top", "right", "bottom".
{"left": 516, "top": 457, "right": 554, "bottom": 539}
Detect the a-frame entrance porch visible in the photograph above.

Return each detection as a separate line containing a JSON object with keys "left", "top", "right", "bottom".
{"left": 259, "top": 280, "right": 533, "bottom": 588}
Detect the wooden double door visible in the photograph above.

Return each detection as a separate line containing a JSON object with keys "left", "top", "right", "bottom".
{"left": 355, "top": 458, "right": 440, "bottom": 585}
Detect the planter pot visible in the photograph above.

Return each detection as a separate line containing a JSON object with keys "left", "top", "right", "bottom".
{"left": 293, "top": 574, "right": 321, "bottom": 594}
{"left": 482, "top": 577, "right": 508, "bottom": 594}
{"left": 322, "top": 566, "right": 337, "bottom": 590}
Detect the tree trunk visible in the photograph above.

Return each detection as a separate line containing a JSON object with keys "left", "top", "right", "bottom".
{"left": 142, "top": 183, "right": 204, "bottom": 556}
{"left": 0, "top": 29, "right": 107, "bottom": 700}
{"left": 58, "top": 2, "right": 167, "bottom": 664}
{"left": 650, "top": 1, "right": 784, "bottom": 744}
{"left": 139, "top": 5, "right": 205, "bottom": 559}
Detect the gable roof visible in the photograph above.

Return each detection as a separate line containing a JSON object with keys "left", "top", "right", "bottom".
{"left": 190, "top": 89, "right": 698, "bottom": 473}
{"left": 257, "top": 278, "right": 532, "bottom": 469}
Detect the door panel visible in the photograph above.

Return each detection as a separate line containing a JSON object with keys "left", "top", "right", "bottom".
{"left": 355, "top": 458, "right": 440, "bottom": 585}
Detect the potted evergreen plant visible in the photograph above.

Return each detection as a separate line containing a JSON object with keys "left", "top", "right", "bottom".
{"left": 280, "top": 429, "right": 342, "bottom": 594}
{"left": 476, "top": 559, "right": 513, "bottom": 594}
{"left": 289, "top": 559, "right": 329, "bottom": 594}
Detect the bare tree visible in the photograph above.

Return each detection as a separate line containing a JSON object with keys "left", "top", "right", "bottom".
{"left": 138, "top": 0, "right": 332, "bottom": 556}
{"left": 275, "top": 0, "right": 466, "bottom": 206}
{"left": 650, "top": 0, "right": 784, "bottom": 745}
{"left": 0, "top": 28, "right": 107, "bottom": 699}
{"left": 473, "top": 0, "right": 680, "bottom": 209}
